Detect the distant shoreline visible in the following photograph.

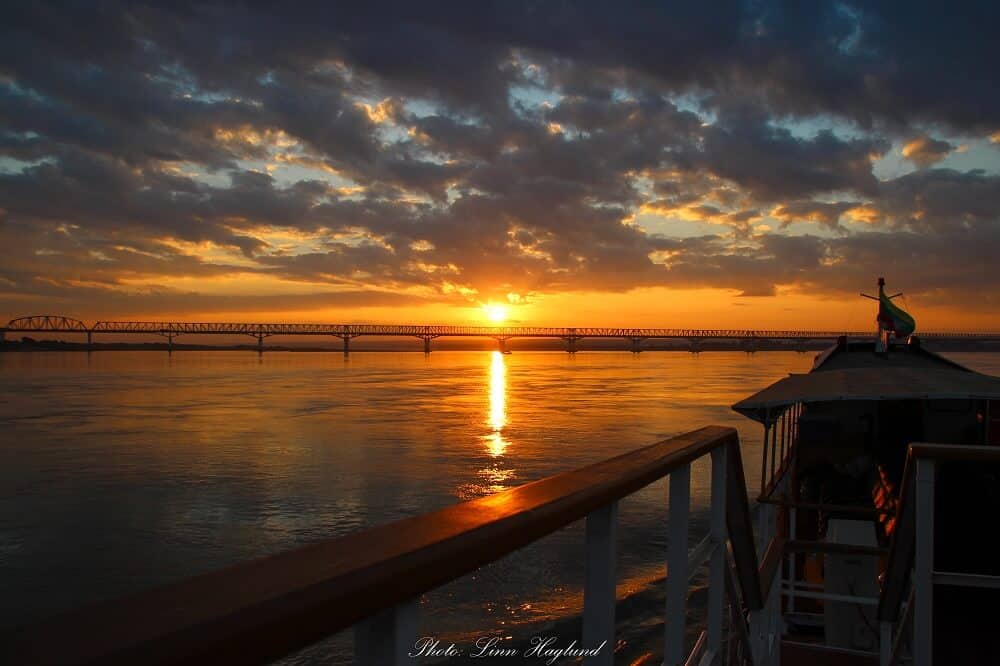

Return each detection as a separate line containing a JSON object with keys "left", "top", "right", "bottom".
{"left": 4, "top": 339, "right": 999, "bottom": 353}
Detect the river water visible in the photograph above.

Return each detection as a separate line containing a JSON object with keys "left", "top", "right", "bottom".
{"left": 2, "top": 350, "right": 998, "bottom": 663}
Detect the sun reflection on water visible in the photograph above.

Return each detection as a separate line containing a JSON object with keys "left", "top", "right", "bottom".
{"left": 486, "top": 350, "right": 509, "bottom": 456}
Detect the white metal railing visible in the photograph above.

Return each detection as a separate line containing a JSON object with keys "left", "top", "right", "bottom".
{"left": 4, "top": 427, "right": 777, "bottom": 665}
{"left": 356, "top": 444, "right": 746, "bottom": 665}
{"left": 870, "top": 444, "right": 1000, "bottom": 666}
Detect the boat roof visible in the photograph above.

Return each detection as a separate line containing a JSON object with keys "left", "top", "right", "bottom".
{"left": 811, "top": 338, "right": 973, "bottom": 372}
{"left": 732, "top": 338, "right": 1000, "bottom": 423}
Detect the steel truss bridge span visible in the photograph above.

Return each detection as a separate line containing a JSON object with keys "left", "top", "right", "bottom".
{"left": 4, "top": 315, "right": 1000, "bottom": 353}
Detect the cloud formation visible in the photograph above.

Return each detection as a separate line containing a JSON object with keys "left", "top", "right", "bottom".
{"left": 1, "top": 1, "right": 998, "bottom": 320}
{"left": 901, "top": 136, "right": 954, "bottom": 168}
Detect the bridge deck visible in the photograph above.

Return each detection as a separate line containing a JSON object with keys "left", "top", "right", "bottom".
{"left": 4, "top": 316, "right": 998, "bottom": 340}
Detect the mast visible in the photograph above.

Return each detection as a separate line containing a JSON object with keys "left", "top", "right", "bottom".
{"left": 861, "top": 276, "right": 891, "bottom": 353}
{"left": 876, "top": 277, "right": 889, "bottom": 353}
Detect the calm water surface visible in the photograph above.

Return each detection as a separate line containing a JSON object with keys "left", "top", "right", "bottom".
{"left": 2, "top": 350, "right": 998, "bottom": 662}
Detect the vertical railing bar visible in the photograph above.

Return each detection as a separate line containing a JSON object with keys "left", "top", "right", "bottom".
{"left": 788, "top": 506, "right": 797, "bottom": 614}
{"left": 781, "top": 411, "right": 785, "bottom": 466}
{"left": 354, "top": 597, "right": 418, "bottom": 666}
{"left": 708, "top": 446, "right": 728, "bottom": 661}
{"left": 583, "top": 501, "right": 618, "bottom": 665}
{"left": 780, "top": 411, "right": 787, "bottom": 464}
{"left": 791, "top": 404, "right": 796, "bottom": 446}
{"left": 769, "top": 421, "right": 777, "bottom": 483}
{"left": 751, "top": 496, "right": 777, "bottom": 662}
{"left": 913, "top": 458, "right": 934, "bottom": 666}
{"left": 760, "top": 422, "right": 770, "bottom": 498}
{"left": 665, "top": 464, "right": 691, "bottom": 666}
{"left": 795, "top": 402, "right": 801, "bottom": 444}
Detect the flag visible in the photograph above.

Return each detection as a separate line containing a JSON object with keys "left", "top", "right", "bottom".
{"left": 878, "top": 285, "right": 916, "bottom": 338}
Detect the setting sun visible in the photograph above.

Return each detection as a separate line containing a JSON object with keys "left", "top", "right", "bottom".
{"left": 483, "top": 303, "right": 508, "bottom": 323}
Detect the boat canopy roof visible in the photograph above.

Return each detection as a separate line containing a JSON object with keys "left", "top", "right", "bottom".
{"left": 732, "top": 367, "right": 1000, "bottom": 423}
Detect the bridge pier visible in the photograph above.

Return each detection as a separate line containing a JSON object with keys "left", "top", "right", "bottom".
{"left": 256, "top": 334, "right": 265, "bottom": 354}
{"left": 86, "top": 331, "right": 92, "bottom": 351}
{"left": 562, "top": 329, "right": 583, "bottom": 353}
{"left": 496, "top": 337, "right": 509, "bottom": 354}
{"left": 629, "top": 337, "right": 646, "bottom": 353}
{"left": 416, "top": 335, "right": 436, "bottom": 354}
{"left": 688, "top": 338, "right": 703, "bottom": 353}
{"left": 157, "top": 330, "right": 180, "bottom": 353}
{"left": 338, "top": 335, "right": 362, "bottom": 356}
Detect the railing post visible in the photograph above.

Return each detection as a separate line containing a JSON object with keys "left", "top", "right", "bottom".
{"left": 583, "top": 501, "right": 618, "bottom": 665}
{"left": 707, "top": 446, "right": 728, "bottom": 661}
{"left": 354, "top": 598, "right": 418, "bottom": 666}
{"left": 750, "top": 498, "right": 777, "bottom": 664}
{"left": 913, "top": 458, "right": 935, "bottom": 666}
{"left": 665, "top": 463, "right": 691, "bottom": 666}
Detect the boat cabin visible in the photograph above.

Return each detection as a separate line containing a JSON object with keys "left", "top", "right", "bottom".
{"left": 733, "top": 333, "right": 1000, "bottom": 665}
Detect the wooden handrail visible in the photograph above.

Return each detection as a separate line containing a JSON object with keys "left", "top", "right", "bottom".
{"left": 4, "top": 425, "right": 766, "bottom": 665}
{"left": 878, "top": 443, "right": 1000, "bottom": 622}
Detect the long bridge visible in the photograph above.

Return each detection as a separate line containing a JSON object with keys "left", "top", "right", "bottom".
{"left": 3, "top": 315, "right": 1000, "bottom": 354}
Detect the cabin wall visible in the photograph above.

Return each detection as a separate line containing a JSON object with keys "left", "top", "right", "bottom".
{"left": 798, "top": 401, "right": 878, "bottom": 469}
{"left": 800, "top": 400, "right": 983, "bottom": 461}
{"left": 921, "top": 399, "right": 981, "bottom": 445}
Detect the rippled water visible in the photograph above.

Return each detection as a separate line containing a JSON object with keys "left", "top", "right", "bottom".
{"left": 2, "top": 350, "right": 997, "bottom": 662}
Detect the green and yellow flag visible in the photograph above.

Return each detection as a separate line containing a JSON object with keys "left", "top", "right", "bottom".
{"left": 877, "top": 282, "right": 916, "bottom": 338}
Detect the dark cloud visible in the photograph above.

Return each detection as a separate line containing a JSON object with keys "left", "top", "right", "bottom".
{"left": 873, "top": 168, "right": 1000, "bottom": 233}
{"left": 678, "top": 105, "right": 889, "bottom": 202}
{"left": 0, "top": 1, "right": 998, "bottom": 317}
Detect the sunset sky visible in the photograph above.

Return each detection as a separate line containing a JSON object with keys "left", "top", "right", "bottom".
{"left": 2, "top": 2, "right": 999, "bottom": 330}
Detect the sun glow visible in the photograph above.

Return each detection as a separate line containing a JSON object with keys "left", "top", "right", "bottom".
{"left": 483, "top": 302, "right": 508, "bottom": 322}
